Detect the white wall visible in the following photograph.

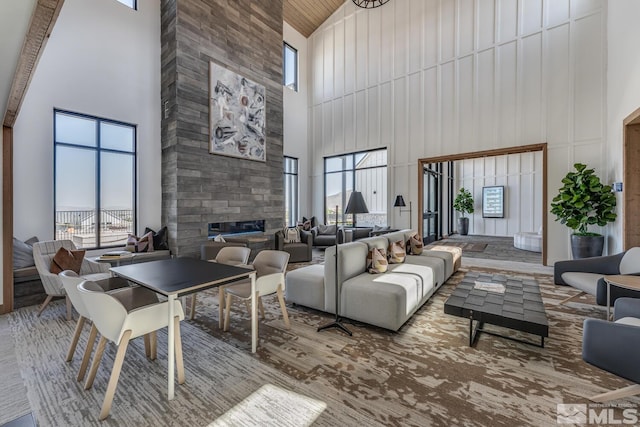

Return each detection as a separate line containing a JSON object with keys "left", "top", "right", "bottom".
{"left": 13, "top": 0, "right": 161, "bottom": 242}
{"left": 456, "top": 151, "right": 543, "bottom": 237}
{"left": 308, "top": 0, "right": 607, "bottom": 264}
{"left": 606, "top": 1, "right": 640, "bottom": 254}
{"left": 283, "top": 22, "right": 310, "bottom": 220}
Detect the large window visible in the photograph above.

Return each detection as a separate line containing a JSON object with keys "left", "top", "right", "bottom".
{"left": 324, "top": 149, "right": 387, "bottom": 227}
{"left": 54, "top": 110, "right": 136, "bottom": 249}
{"left": 284, "top": 156, "right": 299, "bottom": 226}
{"left": 283, "top": 42, "right": 298, "bottom": 91}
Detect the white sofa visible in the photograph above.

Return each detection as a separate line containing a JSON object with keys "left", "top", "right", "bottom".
{"left": 286, "top": 230, "right": 461, "bottom": 331}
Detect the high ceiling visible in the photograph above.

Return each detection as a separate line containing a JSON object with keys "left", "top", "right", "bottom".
{"left": 284, "top": 0, "right": 346, "bottom": 38}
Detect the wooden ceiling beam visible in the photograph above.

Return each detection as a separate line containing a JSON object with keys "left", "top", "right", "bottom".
{"left": 3, "top": 0, "right": 65, "bottom": 127}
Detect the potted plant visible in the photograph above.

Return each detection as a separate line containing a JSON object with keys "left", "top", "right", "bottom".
{"left": 453, "top": 188, "right": 474, "bottom": 236}
{"left": 550, "top": 163, "right": 617, "bottom": 259}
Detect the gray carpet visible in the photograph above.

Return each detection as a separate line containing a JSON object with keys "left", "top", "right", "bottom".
{"left": 0, "top": 316, "right": 31, "bottom": 425}
{"left": 5, "top": 302, "right": 376, "bottom": 426}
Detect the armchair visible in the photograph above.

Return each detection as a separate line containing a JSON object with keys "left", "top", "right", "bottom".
{"left": 583, "top": 297, "right": 640, "bottom": 401}
{"left": 275, "top": 229, "right": 312, "bottom": 262}
{"left": 554, "top": 247, "right": 640, "bottom": 306}
{"left": 33, "top": 240, "right": 111, "bottom": 319}
{"left": 310, "top": 224, "right": 344, "bottom": 247}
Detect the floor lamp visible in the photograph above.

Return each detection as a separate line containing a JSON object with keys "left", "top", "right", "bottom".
{"left": 318, "top": 191, "right": 369, "bottom": 336}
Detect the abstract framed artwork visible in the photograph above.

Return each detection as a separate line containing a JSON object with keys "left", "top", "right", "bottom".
{"left": 209, "top": 61, "right": 266, "bottom": 161}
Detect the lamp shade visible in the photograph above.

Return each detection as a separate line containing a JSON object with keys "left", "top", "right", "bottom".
{"left": 393, "top": 195, "right": 406, "bottom": 207}
{"left": 345, "top": 191, "right": 369, "bottom": 214}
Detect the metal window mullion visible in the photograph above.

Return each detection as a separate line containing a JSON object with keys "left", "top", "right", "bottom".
{"left": 96, "top": 119, "right": 102, "bottom": 248}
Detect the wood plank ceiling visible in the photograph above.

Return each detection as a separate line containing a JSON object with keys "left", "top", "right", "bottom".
{"left": 284, "top": 0, "right": 346, "bottom": 38}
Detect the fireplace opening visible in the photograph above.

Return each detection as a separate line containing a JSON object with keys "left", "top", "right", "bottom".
{"left": 208, "top": 220, "right": 265, "bottom": 238}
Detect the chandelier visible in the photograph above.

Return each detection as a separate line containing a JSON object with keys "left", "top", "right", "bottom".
{"left": 352, "top": 0, "right": 390, "bottom": 9}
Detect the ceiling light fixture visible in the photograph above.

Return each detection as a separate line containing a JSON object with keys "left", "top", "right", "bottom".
{"left": 352, "top": 0, "right": 391, "bottom": 9}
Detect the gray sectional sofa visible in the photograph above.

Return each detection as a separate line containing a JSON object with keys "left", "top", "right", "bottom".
{"left": 286, "top": 230, "right": 461, "bottom": 331}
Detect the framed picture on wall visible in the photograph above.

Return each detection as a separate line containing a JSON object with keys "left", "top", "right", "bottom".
{"left": 482, "top": 186, "right": 504, "bottom": 218}
{"left": 209, "top": 61, "right": 266, "bottom": 161}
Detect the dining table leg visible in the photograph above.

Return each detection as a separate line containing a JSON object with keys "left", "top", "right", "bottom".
{"left": 251, "top": 272, "right": 257, "bottom": 353}
{"left": 168, "top": 293, "right": 176, "bottom": 400}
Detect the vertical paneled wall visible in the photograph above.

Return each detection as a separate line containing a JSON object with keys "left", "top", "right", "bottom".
{"left": 160, "top": 0, "right": 284, "bottom": 257}
{"left": 456, "top": 151, "right": 543, "bottom": 237}
{"left": 308, "top": 0, "right": 607, "bottom": 263}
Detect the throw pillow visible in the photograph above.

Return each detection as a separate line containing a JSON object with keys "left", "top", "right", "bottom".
{"left": 50, "top": 247, "right": 86, "bottom": 275}
{"left": 408, "top": 233, "right": 424, "bottom": 255}
{"left": 303, "top": 216, "right": 318, "bottom": 228}
{"left": 283, "top": 226, "right": 301, "bottom": 243}
{"left": 214, "top": 234, "right": 226, "bottom": 243}
{"left": 144, "top": 226, "right": 169, "bottom": 251}
{"left": 388, "top": 240, "right": 406, "bottom": 264}
{"left": 302, "top": 220, "right": 312, "bottom": 231}
{"left": 125, "top": 231, "right": 155, "bottom": 253}
{"left": 13, "top": 237, "right": 38, "bottom": 270}
{"left": 366, "top": 247, "right": 388, "bottom": 274}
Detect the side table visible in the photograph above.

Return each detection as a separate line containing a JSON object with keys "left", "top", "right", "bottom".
{"left": 603, "top": 275, "right": 640, "bottom": 320}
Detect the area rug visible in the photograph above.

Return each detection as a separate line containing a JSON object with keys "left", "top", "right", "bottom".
{"left": 429, "top": 241, "right": 488, "bottom": 252}
{"left": 189, "top": 266, "right": 640, "bottom": 426}
{"left": 210, "top": 384, "right": 326, "bottom": 427}
{"left": 5, "top": 303, "right": 372, "bottom": 426}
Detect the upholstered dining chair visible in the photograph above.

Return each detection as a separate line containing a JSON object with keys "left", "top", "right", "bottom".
{"left": 33, "top": 240, "right": 111, "bottom": 320}
{"left": 77, "top": 280, "right": 185, "bottom": 420}
{"left": 190, "top": 246, "right": 252, "bottom": 324}
{"left": 59, "top": 271, "right": 131, "bottom": 381}
{"left": 223, "top": 250, "right": 290, "bottom": 336}
{"left": 583, "top": 297, "right": 640, "bottom": 402}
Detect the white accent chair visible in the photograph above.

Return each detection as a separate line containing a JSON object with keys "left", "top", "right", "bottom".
{"left": 554, "top": 247, "right": 640, "bottom": 306}
{"left": 190, "top": 246, "right": 252, "bottom": 325}
{"left": 33, "top": 240, "right": 111, "bottom": 319}
{"left": 77, "top": 280, "right": 185, "bottom": 420}
{"left": 223, "top": 250, "right": 290, "bottom": 336}
{"left": 58, "top": 271, "right": 131, "bottom": 382}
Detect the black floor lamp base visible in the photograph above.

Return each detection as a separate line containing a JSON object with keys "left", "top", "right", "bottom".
{"left": 317, "top": 317, "right": 352, "bottom": 336}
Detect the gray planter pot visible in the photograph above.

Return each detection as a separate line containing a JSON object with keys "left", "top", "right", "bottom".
{"left": 458, "top": 217, "right": 469, "bottom": 236}
{"left": 571, "top": 234, "right": 604, "bottom": 259}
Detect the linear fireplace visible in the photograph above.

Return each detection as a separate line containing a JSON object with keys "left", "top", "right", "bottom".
{"left": 208, "top": 220, "right": 265, "bottom": 238}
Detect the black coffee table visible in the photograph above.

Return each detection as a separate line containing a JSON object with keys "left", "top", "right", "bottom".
{"left": 444, "top": 272, "right": 549, "bottom": 348}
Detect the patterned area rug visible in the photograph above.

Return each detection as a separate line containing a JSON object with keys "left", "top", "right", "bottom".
{"left": 429, "top": 241, "right": 488, "bottom": 252}
{"left": 189, "top": 265, "right": 640, "bottom": 426}
{"left": 6, "top": 303, "right": 371, "bottom": 426}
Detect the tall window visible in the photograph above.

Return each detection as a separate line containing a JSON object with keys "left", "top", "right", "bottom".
{"left": 324, "top": 149, "right": 387, "bottom": 227}
{"left": 283, "top": 42, "right": 298, "bottom": 91}
{"left": 54, "top": 110, "right": 136, "bottom": 249}
{"left": 284, "top": 156, "right": 299, "bottom": 226}
{"left": 115, "top": 0, "right": 137, "bottom": 9}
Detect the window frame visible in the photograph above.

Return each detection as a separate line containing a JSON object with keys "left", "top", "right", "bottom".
{"left": 283, "top": 42, "right": 298, "bottom": 92}
{"left": 323, "top": 148, "right": 387, "bottom": 227}
{"left": 284, "top": 156, "right": 299, "bottom": 226}
{"left": 53, "top": 109, "right": 137, "bottom": 249}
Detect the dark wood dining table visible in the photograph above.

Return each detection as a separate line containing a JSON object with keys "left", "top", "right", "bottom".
{"left": 110, "top": 257, "right": 256, "bottom": 400}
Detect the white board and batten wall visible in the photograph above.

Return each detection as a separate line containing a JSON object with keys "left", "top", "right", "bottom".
{"left": 455, "top": 152, "right": 543, "bottom": 238}
{"left": 307, "top": 0, "right": 611, "bottom": 264}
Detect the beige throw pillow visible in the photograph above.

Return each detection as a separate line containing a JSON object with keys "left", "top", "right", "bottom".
{"left": 367, "top": 247, "right": 388, "bottom": 274}
{"left": 408, "top": 233, "right": 424, "bottom": 255}
{"left": 388, "top": 240, "right": 406, "bottom": 264}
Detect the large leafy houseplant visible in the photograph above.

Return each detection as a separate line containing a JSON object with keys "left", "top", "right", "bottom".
{"left": 453, "top": 188, "right": 474, "bottom": 235}
{"left": 550, "top": 163, "right": 617, "bottom": 258}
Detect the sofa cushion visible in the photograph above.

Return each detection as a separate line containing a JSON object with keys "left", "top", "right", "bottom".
{"left": 50, "top": 247, "right": 85, "bottom": 274}
{"left": 13, "top": 237, "right": 38, "bottom": 270}
{"left": 317, "top": 224, "right": 337, "bottom": 235}
{"left": 561, "top": 272, "right": 601, "bottom": 295}
{"left": 144, "top": 226, "right": 169, "bottom": 251}
{"left": 404, "top": 254, "right": 445, "bottom": 288}
{"left": 286, "top": 264, "right": 326, "bottom": 311}
{"left": 126, "top": 231, "right": 154, "bottom": 252}
{"left": 367, "top": 247, "right": 388, "bottom": 273}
